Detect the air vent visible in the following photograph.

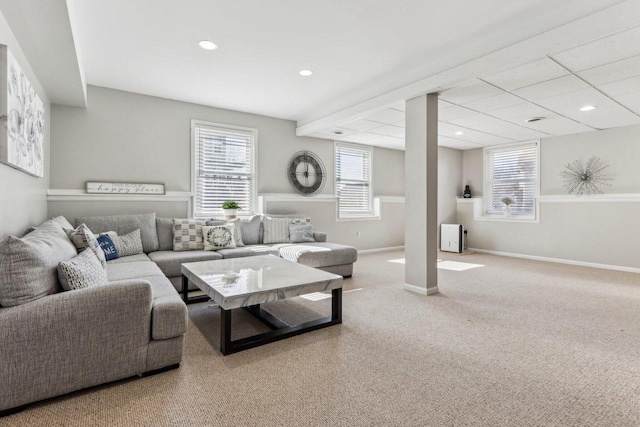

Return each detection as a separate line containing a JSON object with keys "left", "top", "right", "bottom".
{"left": 332, "top": 131, "right": 344, "bottom": 135}
{"left": 525, "top": 117, "right": 545, "bottom": 123}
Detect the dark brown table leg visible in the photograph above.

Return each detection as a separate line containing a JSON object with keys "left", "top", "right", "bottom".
{"left": 220, "top": 308, "right": 232, "bottom": 355}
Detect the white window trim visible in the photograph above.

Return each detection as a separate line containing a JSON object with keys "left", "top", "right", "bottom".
{"left": 483, "top": 140, "right": 540, "bottom": 222}
{"left": 334, "top": 141, "right": 379, "bottom": 221}
{"left": 190, "top": 119, "right": 258, "bottom": 218}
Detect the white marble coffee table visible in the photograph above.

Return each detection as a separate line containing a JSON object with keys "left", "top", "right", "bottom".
{"left": 181, "top": 255, "right": 343, "bottom": 355}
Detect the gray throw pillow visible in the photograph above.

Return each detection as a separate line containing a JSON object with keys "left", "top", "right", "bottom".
{"left": 57, "top": 249, "right": 108, "bottom": 291}
{"left": 289, "top": 225, "right": 316, "bottom": 243}
{"left": 240, "top": 215, "right": 263, "bottom": 245}
{"left": 0, "top": 219, "right": 78, "bottom": 307}
{"left": 102, "top": 229, "right": 144, "bottom": 257}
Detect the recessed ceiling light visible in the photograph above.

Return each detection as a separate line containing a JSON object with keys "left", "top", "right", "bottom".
{"left": 299, "top": 69, "right": 313, "bottom": 77}
{"left": 454, "top": 131, "right": 464, "bottom": 136}
{"left": 525, "top": 117, "right": 545, "bottom": 123}
{"left": 198, "top": 40, "right": 218, "bottom": 50}
{"left": 580, "top": 105, "right": 596, "bottom": 112}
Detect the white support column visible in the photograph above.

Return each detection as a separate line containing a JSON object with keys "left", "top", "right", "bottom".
{"left": 404, "top": 93, "right": 439, "bottom": 295}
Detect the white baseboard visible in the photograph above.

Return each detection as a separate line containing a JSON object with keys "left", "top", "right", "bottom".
{"left": 404, "top": 283, "right": 439, "bottom": 295}
{"left": 469, "top": 248, "right": 640, "bottom": 274}
{"left": 358, "top": 245, "right": 404, "bottom": 254}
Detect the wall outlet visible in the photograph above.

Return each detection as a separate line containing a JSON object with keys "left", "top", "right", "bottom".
{"left": 356, "top": 231, "right": 361, "bottom": 239}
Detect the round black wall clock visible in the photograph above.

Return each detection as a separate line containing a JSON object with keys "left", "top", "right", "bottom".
{"left": 287, "top": 151, "right": 326, "bottom": 196}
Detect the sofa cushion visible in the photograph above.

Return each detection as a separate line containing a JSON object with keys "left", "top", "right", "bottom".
{"left": 217, "top": 245, "right": 280, "bottom": 259}
{"left": 0, "top": 220, "right": 78, "bottom": 307}
{"left": 110, "top": 275, "right": 187, "bottom": 340}
{"left": 57, "top": 249, "right": 109, "bottom": 291}
{"left": 148, "top": 250, "right": 223, "bottom": 278}
{"left": 240, "top": 215, "right": 263, "bottom": 245}
{"left": 107, "top": 253, "right": 150, "bottom": 264}
{"left": 274, "top": 242, "right": 357, "bottom": 268}
{"left": 173, "top": 219, "right": 207, "bottom": 251}
{"left": 156, "top": 217, "right": 174, "bottom": 251}
{"left": 51, "top": 216, "right": 74, "bottom": 230}
{"left": 76, "top": 213, "right": 159, "bottom": 253}
{"left": 106, "top": 261, "right": 165, "bottom": 282}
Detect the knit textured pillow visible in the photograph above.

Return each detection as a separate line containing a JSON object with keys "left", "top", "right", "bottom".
{"left": 57, "top": 249, "right": 108, "bottom": 291}
{"left": 101, "top": 229, "right": 144, "bottom": 257}
{"left": 173, "top": 219, "right": 207, "bottom": 251}
{"left": 289, "top": 224, "right": 315, "bottom": 243}
{"left": 65, "top": 223, "right": 107, "bottom": 270}
{"left": 202, "top": 225, "right": 237, "bottom": 251}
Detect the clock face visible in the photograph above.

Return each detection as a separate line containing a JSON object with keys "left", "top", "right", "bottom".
{"left": 287, "top": 151, "right": 326, "bottom": 196}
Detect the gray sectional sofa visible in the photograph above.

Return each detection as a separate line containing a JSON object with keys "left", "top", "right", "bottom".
{"left": 0, "top": 212, "right": 357, "bottom": 413}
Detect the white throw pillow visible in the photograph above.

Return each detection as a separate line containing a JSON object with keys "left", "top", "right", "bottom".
{"left": 202, "top": 225, "right": 237, "bottom": 251}
{"left": 65, "top": 223, "right": 107, "bottom": 270}
{"left": 57, "top": 249, "right": 108, "bottom": 291}
{"left": 206, "top": 218, "right": 245, "bottom": 247}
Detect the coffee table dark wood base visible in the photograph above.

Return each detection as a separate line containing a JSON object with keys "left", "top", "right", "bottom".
{"left": 220, "top": 288, "right": 342, "bottom": 355}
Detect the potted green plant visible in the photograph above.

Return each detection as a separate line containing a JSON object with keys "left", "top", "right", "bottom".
{"left": 221, "top": 201, "right": 241, "bottom": 219}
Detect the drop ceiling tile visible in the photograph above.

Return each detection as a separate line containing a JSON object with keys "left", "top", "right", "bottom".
{"left": 372, "top": 135, "right": 404, "bottom": 145}
{"left": 482, "top": 57, "right": 570, "bottom": 91}
{"left": 339, "top": 119, "right": 386, "bottom": 132}
{"left": 514, "top": 75, "right": 590, "bottom": 102}
{"left": 464, "top": 93, "right": 526, "bottom": 112}
{"left": 369, "top": 124, "right": 405, "bottom": 138}
{"left": 438, "top": 103, "right": 477, "bottom": 121}
{"left": 537, "top": 88, "right": 640, "bottom": 129}
{"left": 439, "top": 121, "right": 513, "bottom": 145}
{"left": 616, "top": 93, "right": 640, "bottom": 115}
{"left": 553, "top": 26, "right": 640, "bottom": 72}
{"left": 598, "top": 75, "right": 640, "bottom": 97}
{"left": 438, "top": 136, "right": 483, "bottom": 150}
{"left": 391, "top": 103, "right": 405, "bottom": 112}
{"left": 489, "top": 102, "right": 554, "bottom": 122}
{"left": 364, "top": 108, "right": 405, "bottom": 124}
{"left": 520, "top": 115, "right": 593, "bottom": 136}
{"left": 447, "top": 114, "right": 549, "bottom": 140}
{"left": 439, "top": 79, "right": 503, "bottom": 105}
{"left": 578, "top": 54, "right": 640, "bottom": 86}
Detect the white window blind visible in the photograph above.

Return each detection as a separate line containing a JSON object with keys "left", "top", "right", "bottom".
{"left": 485, "top": 142, "right": 538, "bottom": 216}
{"left": 335, "top": 142, "right": 373, "bottom": 218}
{"left": 193, "top": 121, "right": 256, "bottom": 217}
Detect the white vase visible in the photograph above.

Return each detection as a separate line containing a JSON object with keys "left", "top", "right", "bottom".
{"left": 223, "top": 209, "right": 237, "bottom": 219}
{"left": 504, "top": 205, "right": 511, "bottom": 218}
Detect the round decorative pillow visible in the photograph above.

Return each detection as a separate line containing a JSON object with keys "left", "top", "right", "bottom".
{"left": 202, "top": 225, "right": 237, "bottom": 251}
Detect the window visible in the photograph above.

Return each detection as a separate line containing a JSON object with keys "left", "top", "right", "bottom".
{"left": 335, "top": 142, "right": 373, "bottom": 218}
{"left": 484, "top": 141, "right": 538, "bottom": 217}
{"left": 192, "top": 120, "right": 257, "bottom": 217}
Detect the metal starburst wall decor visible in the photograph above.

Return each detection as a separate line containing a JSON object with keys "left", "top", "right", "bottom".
{"left": 560, "top": 156, "right": 614, "bottom": 195}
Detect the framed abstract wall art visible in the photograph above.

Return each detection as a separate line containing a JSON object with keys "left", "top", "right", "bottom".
{"left": 0, "top": 44, "right": 45, "bottom": 177}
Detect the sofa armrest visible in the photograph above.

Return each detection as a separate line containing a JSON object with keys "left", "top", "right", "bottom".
{"left": 313, "top": 232, "right": 327, "bottom": 242}
{"left": 0, "top": 281, "right": 153, "bottom": 411}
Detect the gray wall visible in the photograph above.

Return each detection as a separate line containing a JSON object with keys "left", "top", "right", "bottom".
{"left": 49, "top": 86, "right": 407, "bottom": 250}
{"left": 459, "top": 125, "right": 640, "bottom": 269}
{"left": 438, "top": 147, "right": 463, "bottom": 228}
{"left": 0, "top": 10, "right": 50, "bottom": 238}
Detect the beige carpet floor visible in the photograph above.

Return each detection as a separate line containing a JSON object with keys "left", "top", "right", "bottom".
{"left": 2, "top": 250, "right": 640, "bottom": 426}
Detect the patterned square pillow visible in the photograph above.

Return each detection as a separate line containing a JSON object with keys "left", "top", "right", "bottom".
{"left": 206, "top": 218, "right": 244, "bottom": 247}
{"left": 57, "top": 249, "right": 109, "bottom": 291}
{"left": 65, "top": 223, "right": 107, "bottom": 270}
{"left": 202, "top": 225, "right": 237, "bottom": 251}
{"left": 173, "top": 219, "right": 207, "bottom": 251}
{"left": 289, "top": 224, "right": 316, "bottom": 243}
